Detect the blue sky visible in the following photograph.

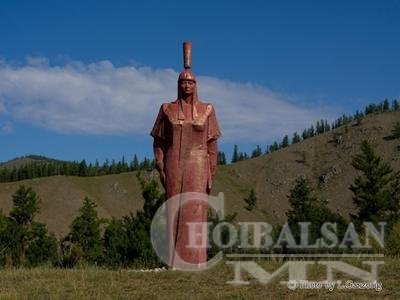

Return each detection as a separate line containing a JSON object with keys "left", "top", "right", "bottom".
{"left": 0, "top": 0, "right": 399, "bottom": 163}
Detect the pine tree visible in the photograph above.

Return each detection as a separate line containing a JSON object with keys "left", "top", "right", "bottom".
{"left": 383, "top": 99, "right": 390, "bottom": 111}
{"left": 302, "top": 129, "right": 309, "bottom": 140}
{"left": 78, "top": 160, "right": 88, "bottom": 177}
{"left": 392, "top": 99, "right": 399, "bottom": 111}
{"left": 309, "top": 125, "right": 315, "bottom": 136}
{"left": 287, "top": 177, "right": 347, "bottom": 245}
{"left": 26, "top": 222, "right": 58, "bottom": 266}
{"left": 238, "top": 152, "right": 245, "bottom": 161}
{"left": 244, "top": 188, "right": 257, "bottom": 211}
{"left": 124, "top": 172, "right": 165, "bottom": 266}
{"left": 217, "top": 151, "right": 227, "bottom": 165}
{"left": 281, "top": 135, "right": 289, "bottom": 148}
{"left": 273, "top": 141, "right": 279, "bottom": 151}
{"left": 94, "top": 160, "right": 100, "bottom": 176}
{"left": 316, "top": 120, "right": 326, "bottom": 134}
{"left": 251, "top": 145, "right": 262, "bottom": 158}
{"left": 221, "top": 152, "right": 227, "bottom": 164}
{"left": 292, "top": 132, "right": 301, "bottom": 144}
{"left": 354, "top": 110, "right": 363, "bottom": 126}
{"left": 131, "top": 154, "right": 139, "bottom": 171}
{"left": 7, "top": 186, "right": 57, "bottom": 266}
{"left": 324, "top": 120, "right": 330, "bottom": 132}
{"left": 231, "top": 145, "right": 239, "bottom": 163}
{"left": 68, "top": 197, "right": 104, "bottom": 263}
{"left": 350, "top": 140, "right": 400, "bottom": 229}
{"left": 110, "top": 159, "right": 117, "bottom": 174}
{"left": 103, "top": 217, "right": 128, "bottom": 266}
{"left": 10, "top": 185, "right": 40, "bottom": 227}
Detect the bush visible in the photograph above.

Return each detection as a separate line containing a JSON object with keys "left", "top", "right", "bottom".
{"left": 102, "top": 172, "right": 165, "bottom": 268}
{"left": 26, "top": 222, "right": 58, "bottom": 267}
{"left": 244, "top": 189, "right": 257, "bottom": 211}
{"left": 0, "top": 186, "right": 58, "bottom": 267}
{"left": 103, "top": 218, "right": 128, "bottom": 266}
{"left": 350, "top": 140, "right": 400, "bottom": 230}
{"left": 68, "top": 197, "right": 104, "bottom": 264}
{"left": 286, "top": 176, "right": 347, "bottom": 247}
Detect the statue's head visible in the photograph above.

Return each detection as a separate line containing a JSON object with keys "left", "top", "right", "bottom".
{"left": 177, "top": 41, "right": 198, "bottom": 101}
{"left": 179, "top": 79, "right": 196, "bottom": 98}
{"left": 178, "top": 69, "right": 196, "bottom": 82}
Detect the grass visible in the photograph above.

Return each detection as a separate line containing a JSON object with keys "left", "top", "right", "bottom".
{"left": 0, "top": 258, "right": 398, "bottom": 299}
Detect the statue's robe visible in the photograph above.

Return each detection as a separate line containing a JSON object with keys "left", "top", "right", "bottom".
{"left": 151, "top": 99, "right": 221, "bottom": 266}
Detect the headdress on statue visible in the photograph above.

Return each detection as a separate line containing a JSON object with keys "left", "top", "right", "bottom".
{"left": 178, "top": 41, "right": 197, "bottom": 82}
{"left": 177, "top": 41, "right": 198, "bottom": 107}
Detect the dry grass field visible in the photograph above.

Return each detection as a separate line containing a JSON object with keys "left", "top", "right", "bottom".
{"left": 0, "top": 258, "right": 397, "bottom": 299}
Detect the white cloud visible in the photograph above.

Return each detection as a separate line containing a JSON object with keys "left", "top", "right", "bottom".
{"left": 0, "top": 58, "right": 339, "bottom": 142}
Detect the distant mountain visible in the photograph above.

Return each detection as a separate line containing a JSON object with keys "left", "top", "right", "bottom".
{"left": 0, "top": 110, "right": 399, "bottom": 237}
{"left": 0, "top": 155, "right": 67, "bottom": 169}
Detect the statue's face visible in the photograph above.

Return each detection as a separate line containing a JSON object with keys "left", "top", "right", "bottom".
{"left": 179, "top": 80, "right": 195, "bottom": 96}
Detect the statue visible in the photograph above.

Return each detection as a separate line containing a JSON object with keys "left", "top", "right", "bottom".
{"left": 150, "top": 41, "right": 221, "bottom": 268}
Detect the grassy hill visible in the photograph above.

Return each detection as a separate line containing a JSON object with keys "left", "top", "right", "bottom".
{"left": 0, "top": 155, "right": 67, "bottom": 169}
{"left": 0, "top": 110, "right": 399, "bottom": 237}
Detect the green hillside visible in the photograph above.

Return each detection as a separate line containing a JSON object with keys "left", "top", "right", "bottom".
{"left": 0, "top": 110, "right": 399, "bottom": 237}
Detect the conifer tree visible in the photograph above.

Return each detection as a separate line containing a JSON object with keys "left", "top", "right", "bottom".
{"left": 231, "top": 145, "right": 239, "bottom": 163}
{"left": 68, "top": 197, "right": 104, "bottom": 263}
{"left": 131, "top": 154, "right": 139, "bottom": 170}
{"left": 78, "top": 160, "right": 88, "bottom": 177}
{"left": 292, "top": 132, "right": 301, "bottom": 144}
{"left": 7, "top": 186, "right": 57, "bottom": 266}
{"left": 302, "top": 129, "right": 309, "bottom": 140}
{"left": 287, "top": 177, "right": 346, "bottom": 245}
{"left": 244, "top": 188, "right": 257, "bottom": 211}
{"left": 392, "top": 99, "right": 399, "bottom": 111}
{"left": 383, "top": 99, "right": 390, "bottom": 111}
{"left": 281, "top": 135, "right": 289, "bottom": 148}
{"left": 10, "top": 185, "right": 40, "bottom": 227}
{"left": 217, "top": 151, "right": 227, "bottom": 165}
{"left": 251, "top": 145, "right": 262, "bottom": 158}
{"left": 350, "top": 140, "right": 400, "bottom": 229}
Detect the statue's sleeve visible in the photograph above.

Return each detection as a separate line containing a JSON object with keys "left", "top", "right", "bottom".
{"left": 151, "top": 104, "right": 166, "bottom": 140}
{"left": 207, "top": 105, "right": 221, "bottom": 181}
{"left": 207, "top": 105, "right": 221, "bottom": 142}
{"left": 151, "top": 104, "right": 166, "bottom": 176}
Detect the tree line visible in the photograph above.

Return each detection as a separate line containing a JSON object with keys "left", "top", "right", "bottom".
{"left": 225, "top": 98, "right": 400, "bottom": 164}
{"left": 0, "top": 155, "right": 154, "bottom": 183}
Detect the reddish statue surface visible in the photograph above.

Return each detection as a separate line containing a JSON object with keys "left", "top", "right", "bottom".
{"left": 150, "top": 42, "right": 221, "bottom": 267}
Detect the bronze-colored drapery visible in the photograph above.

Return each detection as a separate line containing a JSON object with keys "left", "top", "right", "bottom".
{"left": 151, "top": 98, "right": 221, "bottom": 265}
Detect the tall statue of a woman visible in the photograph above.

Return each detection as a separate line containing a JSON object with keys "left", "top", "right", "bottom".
{"left": 150, "top": 42, "right": 221, "bottom": 267}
